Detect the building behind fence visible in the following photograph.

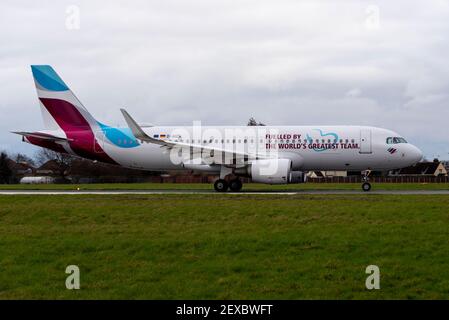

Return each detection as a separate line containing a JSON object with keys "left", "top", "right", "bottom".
{"left": 4, "top": 157, "right": 449, "bottom": 184}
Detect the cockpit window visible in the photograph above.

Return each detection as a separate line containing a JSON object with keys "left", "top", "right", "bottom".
{"left": 387, "top": 137, "right": 407, "bottom": 144}
{"left": 394, "top": 137, "right": 407, "bottom": 143}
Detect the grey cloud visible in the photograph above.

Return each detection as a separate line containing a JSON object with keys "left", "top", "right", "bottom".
{"left": 0, "top": 0, "right": 449, "bottom": 158}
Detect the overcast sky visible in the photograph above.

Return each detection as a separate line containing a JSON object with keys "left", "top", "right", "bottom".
{"left": 1, "top": 0, "right": 449, "bottom": 159}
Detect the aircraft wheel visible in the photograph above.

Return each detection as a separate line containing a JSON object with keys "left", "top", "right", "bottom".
{"left": 362, "top": 182, "right": 372, "bottom": 192}
{"left": 229, "top": 179, "right": 243, "bottom": 192}
{"left": 214, "top": 179, "right": 229, "bottom": 192}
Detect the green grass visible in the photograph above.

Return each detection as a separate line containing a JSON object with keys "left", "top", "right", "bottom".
{"left": 0, "top": 182, "right": 448, "bottom": 191}
{"left": 1, "top": 194, "right": 449, "bottom": 299}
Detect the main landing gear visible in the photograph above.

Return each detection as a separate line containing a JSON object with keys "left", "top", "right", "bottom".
{"left": 229, "top": 179, "right": 243, "bottom": 192}
{"left": 214, "top": 179, "right": 228, "bottom": 192}
{"left": 214, "top": 178, "right": 243, "bottom": 192}
{"left": 215, "top": 166, "right": 243, "bottom": 192}
{"left": 361, "top": 170, "right": 372, "bottom": 192}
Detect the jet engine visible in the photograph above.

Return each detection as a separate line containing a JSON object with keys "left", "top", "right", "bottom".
{"left": 250, "top": 159, "right": 306, "bottom": 184}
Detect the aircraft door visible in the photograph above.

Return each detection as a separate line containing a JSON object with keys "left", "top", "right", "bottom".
{"left": 359, "top": 129, "right": 372, "bottom": 154}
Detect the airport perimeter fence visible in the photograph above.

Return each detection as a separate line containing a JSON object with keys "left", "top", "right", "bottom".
{"left": 150, "top": 175, "right": 449, "bottom": 184}
{"left": 306, "top": 176, "right": 449, "bottom": 183}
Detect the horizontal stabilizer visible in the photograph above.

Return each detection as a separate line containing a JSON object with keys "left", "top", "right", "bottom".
{"left": 11, "top": 131, "right": 73, "bottom": 142}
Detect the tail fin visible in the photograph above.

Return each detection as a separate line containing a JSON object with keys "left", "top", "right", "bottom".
{"left": 31, "top": 65, "right": 97, "bottom": 131}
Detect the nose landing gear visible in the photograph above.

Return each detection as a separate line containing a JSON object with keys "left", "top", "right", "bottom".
{"left": 362, "top": 182, "right": 372, "bottom": 192}
{"left": 361, "top": 170, "right": 372, "bottom": 192}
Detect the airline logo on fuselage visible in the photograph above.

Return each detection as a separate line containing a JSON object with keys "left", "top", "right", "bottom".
{"left": 266, "top": 129, "right": 359, "bottom": 152}
{"left": 306, "top": 129, "right": 339, "bottom": 152}
{"left": 387, "top": 147, "right": 397, "bottom": 154}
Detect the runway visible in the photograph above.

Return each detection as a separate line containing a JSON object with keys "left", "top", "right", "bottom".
{"left": 0, "top": 190, "right": 448, "bottom": 195}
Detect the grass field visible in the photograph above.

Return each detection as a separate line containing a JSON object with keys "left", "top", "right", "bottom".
{"left": 0, "top": 182, "right": 448, "bottom": 191}
{"left": 1, "top": 193, "right": 449, "bottom": 299}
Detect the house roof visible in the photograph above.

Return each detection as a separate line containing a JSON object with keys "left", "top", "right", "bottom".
{"left": 313, "top": 171, "right": 324, "bottom": 177}
{"left": 396, "top": 162, "right": 442, "bottom": 175}
{"left": 37, "top": 160, "right": 61, "bottom": 172}
{"left": 7, "top": 159, "right": 34, "bottom": 171}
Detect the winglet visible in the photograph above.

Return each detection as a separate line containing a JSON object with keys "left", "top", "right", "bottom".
{"left": 120, "top": 109, "right": 166, "bottom": 145}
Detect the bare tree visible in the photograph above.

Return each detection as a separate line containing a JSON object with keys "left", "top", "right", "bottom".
{"left": 247, "top": 117, "right": 266, "bottom": 126}
{"left": 14, "top": 153, "right": 35, "bottom": 166}
{"left": 0, "top": 151, "right": 12, "bottom": 184}
{"left": 35, "top": 148, "right": 76, "bottom": 177}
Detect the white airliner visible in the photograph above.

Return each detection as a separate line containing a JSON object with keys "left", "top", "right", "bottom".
{"left": 13, "top": 65, "right": 423, "bottom": 192}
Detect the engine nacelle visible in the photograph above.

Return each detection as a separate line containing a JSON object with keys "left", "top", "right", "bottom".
{"left": 250, "top": 159, "right": 291, "bottom": 184}
{"left": 250, "top": 159, "right": 308, "bottom": 184}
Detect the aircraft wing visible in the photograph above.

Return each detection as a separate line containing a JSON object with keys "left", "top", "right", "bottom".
{"left": 120, "top": 109, "right": 267, "bottom": 165}
{"left": 11, "top": 131, "right": 73, "bottom": 142}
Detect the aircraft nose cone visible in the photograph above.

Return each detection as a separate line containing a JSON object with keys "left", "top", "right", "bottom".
{"left": 409, "top": 145, "right": 423, "bottom": 164}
